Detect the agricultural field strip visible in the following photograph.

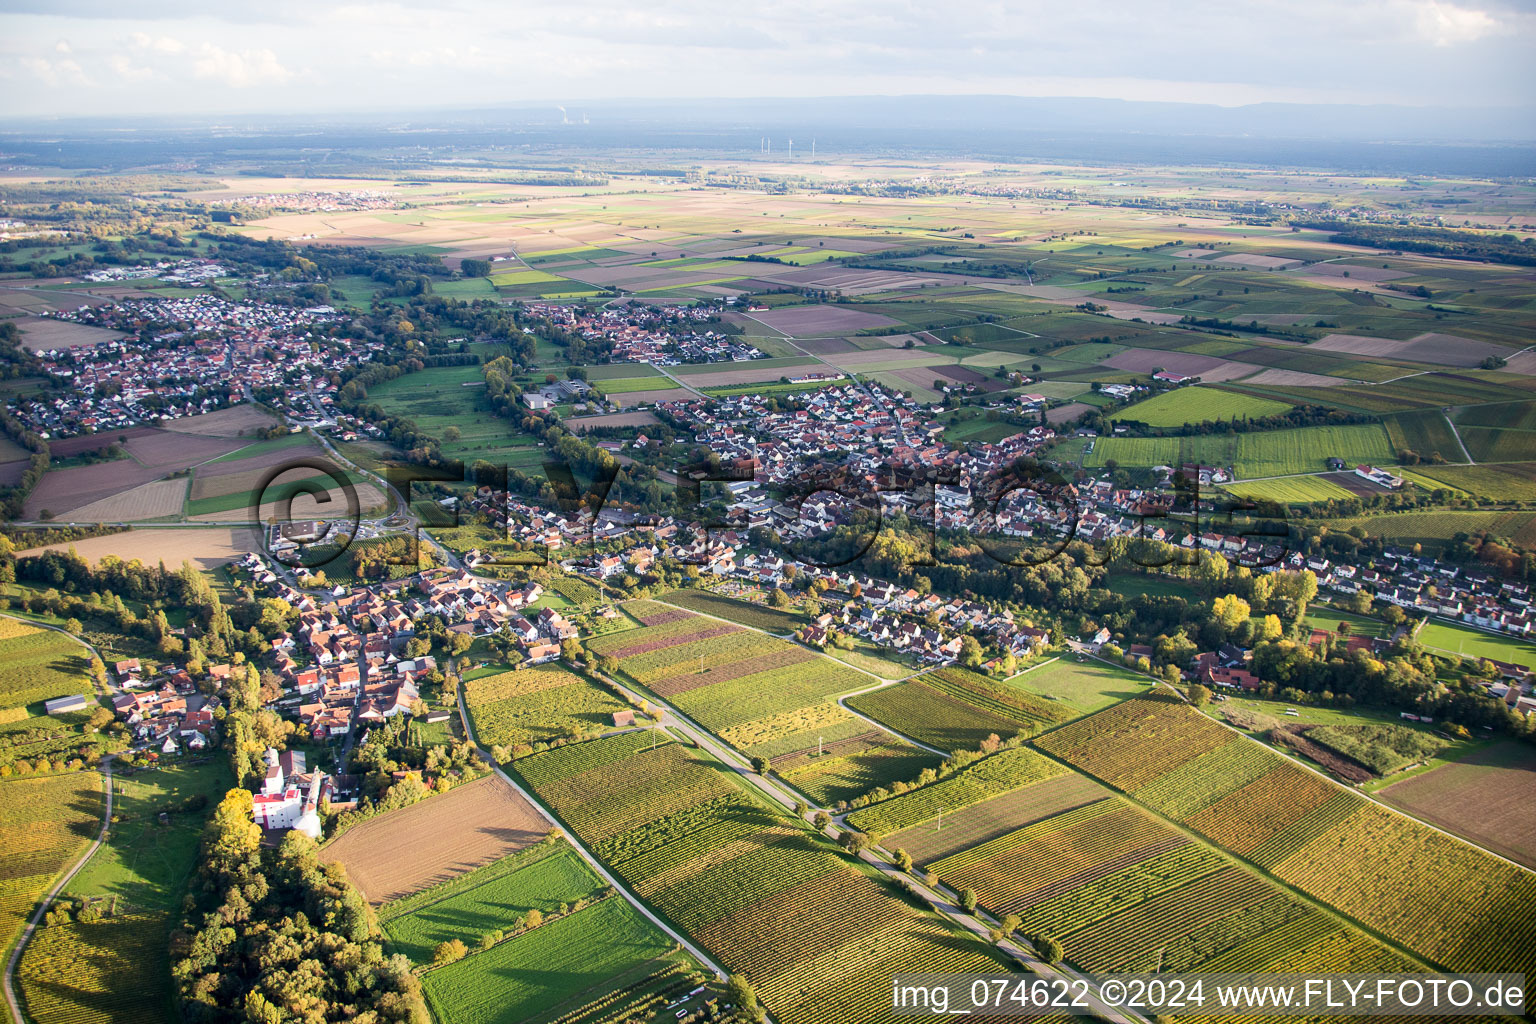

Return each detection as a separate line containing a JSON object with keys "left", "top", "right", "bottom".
{"left": 450, "top": 694, "right": 731, "bottom": 980}
{"left": 1, "top": 762, "right": 112, "bottom": 1024}
{"left": 1032, "top": 693, "right": 1536, "bottom": 977}
{"left": 512, "top": 732, "right": 1051, "bottom": 1024}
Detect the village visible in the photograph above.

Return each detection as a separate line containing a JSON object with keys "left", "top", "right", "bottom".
{"left": 13, "top": 294, "right": 360, "bottom": 438}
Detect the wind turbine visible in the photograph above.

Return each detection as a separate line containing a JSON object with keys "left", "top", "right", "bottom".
{"left": 787, "top": 138, "right": 793, "bottom": 159}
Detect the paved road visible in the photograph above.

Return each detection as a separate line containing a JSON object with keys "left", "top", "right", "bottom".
{"left": 2, "top": 756, "right": 114, "bottom": 1024}
{"left": 452, "top": 685, "right": 730, "bottom": 982}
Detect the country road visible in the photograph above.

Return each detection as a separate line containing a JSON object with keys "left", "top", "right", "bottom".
{"left": 574, "top": 657, "right": 1146, "bottom": 1024}
{"left": 2, "top": 756, "right": 114, "bottom": 1024}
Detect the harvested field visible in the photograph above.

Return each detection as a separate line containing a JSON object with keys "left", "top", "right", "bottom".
{"left": 1320, "top": 471, "right": 1389, "bottom": 496}
{"left": 1311, "top": 332, "right": 1505, "bottom": 368}
{"left": 323, "top": 776, "right": 548, "bottom": 903}
{"left": 27, "top": 526, "right": 261, "bottom": 567}
{"left": 1298, "top": 263, "right": 1410, "bottom": 283}
{"left": 160, "top": 404, "right": 282, "bottom": 437}
{"left": 124, "top": 430, "right": 247, "bottom": 468}
{"left": 25, "top": 461, "right": 169, "bottom": 519}
{"left": 44, "top": 428, "right": 155, "bottom": 459}
{"left": 1102, "top": 348, "right": 1260, "bottom": 381}
{"left": 612, "top": 388, "right": 691, "bottom": 408}
{"left": 1379, "top": 742, "right": 1536, "bottom": 868}
{"left": 1211, "top": 254, "right": 1304, "bottom": 269}
{"left": 15, "top": 318, "right": 124, "bottom": 351}
{"left": 565, "top": 410, "right": 661, "bottom": 431}
{"left": 189, "top": 453, "right": 334, "bottom": 501}
{"left": 666, "top": 362, "right": 816, "bottom": 388}
{"left": 1241, "top": 368, "right": 1351, "bottom": 387}
{"left": 888, "top": 776, "right": 1109, "bottom": 866}
{"left": 188, "top": 480, "right": 388, "bottom": 522}
{"left": 1045, "top": 402, "right": 1094, "bottom": 424}
{"left": 796, "top": 337, "right": 858, "bottom": 355}
{"left": 1172, "top": 249, "right": 1221, "bottom": 259}
{"left": 745, "top": 304, "right": 899, "bottom": 336}
{"left": 61, "top": 477, "right": 188, "bottom": 521}
{"left": 1312, "top": 334, "right": 1405, "bottom": 358}
{"left": 0, "top": 286, "right": 111, "bottom": 314}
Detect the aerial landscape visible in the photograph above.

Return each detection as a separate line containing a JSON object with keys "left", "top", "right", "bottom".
{"left": 0, "top": 2, "right": 1534, "bottom": 1024}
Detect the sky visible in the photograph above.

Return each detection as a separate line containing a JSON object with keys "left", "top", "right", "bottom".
{"left": 0, "top": 0, "right": 1533, "bottom": 119}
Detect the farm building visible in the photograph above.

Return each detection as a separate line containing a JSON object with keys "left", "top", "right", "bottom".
{"left": 44, "top": 694, "right": 89, "bottom": 715}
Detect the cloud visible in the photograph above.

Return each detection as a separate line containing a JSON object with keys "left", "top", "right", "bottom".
{"left": 1413, "top": 1, "right": 1498, "bottom": 44}
{"left": 130, "top": 31, "right": 185, "bottom": 54}
{"left": 108, "top": 53, "right": 156, "bottom": 81}
{"left": 14, "top": 54, "right": 90, "bottom": 86}
{"left": 190, "top": 43, "right": 291, "bottom": 86}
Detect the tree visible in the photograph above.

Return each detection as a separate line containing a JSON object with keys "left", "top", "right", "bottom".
{"left": 812, "top": 810, "right": 831, "bottom": 829}
{"left": 959, "top": 888, "right": 978, "bottom": 912}
{"left": 768, "top": 588, "right": 791, "bottom": 609}
{"left": 434, "top": 939, "right": 468, "bottom": 966}
{"left": 893, "top": 847, "right": 913, "bottom": 871}
{"left": 840, "top": 830, "right": 869, "bottom": 856}
{"left": 1035, "top": 935, "right": 1064, "bottom": 964}
{"left": 750, "top": 755, "right": 771, "bottom": 774}
{"left": 958, "top": 635, "right": 984, "bottom": 669}
{"left": 726, "top": 975, "right": 758, "bottom": 1017}
{"left": 1188, "top": 683, "right": 1211, "bottom": 706}
{"left": 525, "top": 907, "right": 544, "bottom": 929}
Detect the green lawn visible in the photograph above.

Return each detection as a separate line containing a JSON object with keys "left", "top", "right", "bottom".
{"left": 1082, "top": 423, "right": 1395, "bottom": 479}
{"left": 1111, "top": 387, "right": 1293, "bottom": 427}
{"left": 1008, "top": 656, "right": 1147, "bottom": 713}
{"left": 65, "top": 760, "right": 233, "bottom": 910}
{"left": 369, "top": 364, "right": 549, "bottom": 464}
{"left": 1418, "top": 619, "right": 1536, "bottom": 671}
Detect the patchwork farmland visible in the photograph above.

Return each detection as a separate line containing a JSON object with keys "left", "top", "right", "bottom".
{"left": 465, "top": 662, "right": 629, "bottom": 747}
{"left": 845, "top": 667, "right": 1075, "bottom": 752}
{"left": 515, "top": 732, "right": 1018, "bottom": 1024}
{"left": 1034, "top": 690, "right": 1536, "bottom": 980}
{"left": 379, "top": 838, "right": 705, "bottom": 1024}
{"left": 585, "top": 602, "right": 939, "bottom": 804}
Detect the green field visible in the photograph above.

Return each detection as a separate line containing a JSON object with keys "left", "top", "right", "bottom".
{"left": 655, "top": 589, "right": 802, "bottom": 632}
{"left": 1418, "top": 619, "right": 1536, "bottom": 671}
{"left": 0, "top": 623, "right": 91, "bottom": 712}
{"left": 1009, "top": 658, "right": 1148, "bottom": 712}
{"left": 1111, "top": 387, "right": 1293, "bottom": 427}
{"left": 1223, "top": 476, "right": 1357, "bottom": 504}
{"left": 1382, "top": 410, "right": 1463, "bottom": 461}
{"left": 369, "top": 364, "right": 549, "bottom": 465}
{"left": 464, "top": 662, "right": 629, "bottom": 747}
{"left": 420, "top": 894, "right": 677, "bottom": 1024}
{"left": 593, "top": 375, "right": 682, "bottom": 394}
{"left": 1308, "top": 509, "right": 1536, "bottom": 549}
{"left": 382, "top": 845, "right": 600, "bottom": 961}
{"left": 65, "top": 761, "right": 233, "bottom": 910}
{"left": 1081, "top": 423, "right": 1396, "bottom": 479}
